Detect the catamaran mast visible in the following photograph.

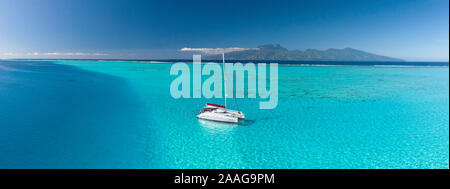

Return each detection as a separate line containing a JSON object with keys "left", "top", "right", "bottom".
{"left": 223, "top": 52, "right": 241, "bottom": 113}
{"left": 180, "top": 47, "right": 255, "bottom": 113}
{"left": 223, "top": 52, "right": 226, "bottom": 109}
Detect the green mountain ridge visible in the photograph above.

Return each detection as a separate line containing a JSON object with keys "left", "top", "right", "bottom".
{"left": 205, "top": 44, "right": 403, "bottom": 61}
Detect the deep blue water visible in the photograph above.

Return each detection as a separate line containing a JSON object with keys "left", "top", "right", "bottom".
{"left": 0, "top": 61, "right": 150, "bottom": 168}
{"left": 0, "top": 60, "right": 448, "bottom": 168}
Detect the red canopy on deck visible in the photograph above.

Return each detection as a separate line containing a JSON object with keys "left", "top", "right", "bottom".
{"left": 206, "top": 103, "right": 226, "bottom": 109}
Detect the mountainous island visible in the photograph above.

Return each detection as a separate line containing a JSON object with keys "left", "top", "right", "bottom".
{"left": 205, "top": 44, "right": 403, "bottom": 61}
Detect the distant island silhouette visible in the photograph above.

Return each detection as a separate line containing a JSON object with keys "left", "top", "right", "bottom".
{"left": 205, "top": 44, "right": 403, "bottom": 61}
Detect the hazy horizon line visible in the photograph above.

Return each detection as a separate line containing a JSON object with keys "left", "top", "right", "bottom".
{"left": 2, "top": 58, "right": 449, "bottom": 63}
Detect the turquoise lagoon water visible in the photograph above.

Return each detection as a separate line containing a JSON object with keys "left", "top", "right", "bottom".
{"left": 0, "top": 60, "right": 448, "bottom": 168}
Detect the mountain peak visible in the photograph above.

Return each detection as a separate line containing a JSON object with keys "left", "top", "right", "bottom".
{"left": 257, "top": 44, "right": 288, "bottom": 51}
{"left": 206, "top": 44, "right": 402, "bottom": 61}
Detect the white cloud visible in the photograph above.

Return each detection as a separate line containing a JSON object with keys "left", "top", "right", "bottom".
{"left": 2, "top": 52, "right": 108, "bottom": 57}
{"left": 0, "top": 52, "right": 109, "bottom": 59}
{"left": 2, "top": 52, "right": 20, "bottom": 56}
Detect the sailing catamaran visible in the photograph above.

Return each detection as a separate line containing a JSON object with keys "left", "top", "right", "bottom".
{"left": 197, "top": 52, "right": 244, "bottom": 123}
{"left": 181, "top": 47, "right": 250, "bottom": 123}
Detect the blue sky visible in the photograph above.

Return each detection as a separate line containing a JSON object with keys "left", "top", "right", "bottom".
{"left": 0, "top": 0, "right": 448, "bottom": 61}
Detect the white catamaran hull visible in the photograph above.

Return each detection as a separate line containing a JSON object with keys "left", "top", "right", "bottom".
{"left": 204, "top": 105, "right": 245, "bottom": 119}
{"left": 197, "top": 111, "right": 238, "bottom": 123}
{"left": 225, "top": 109, "right": 245, "bottom": 119}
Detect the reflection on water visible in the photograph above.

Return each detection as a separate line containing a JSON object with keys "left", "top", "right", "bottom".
{"left": 238, "top": 119, "right": 255, "bottom": 126}
{"left": 198, "top": 119, "right": 238, "bottom": 133}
